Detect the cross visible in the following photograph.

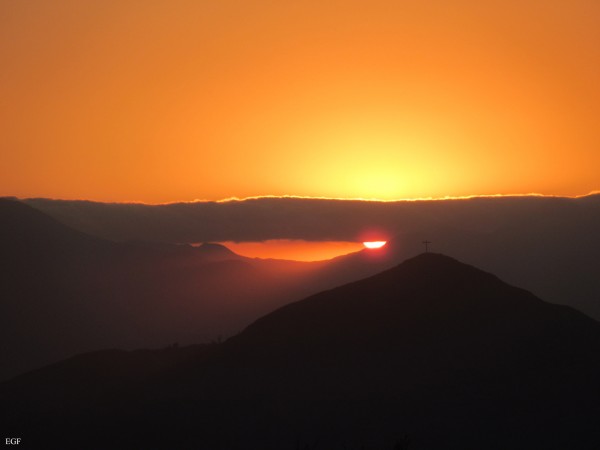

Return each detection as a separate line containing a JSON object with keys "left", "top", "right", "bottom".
{"left": 422, "top": 240, "right": 431, "bottom": 253}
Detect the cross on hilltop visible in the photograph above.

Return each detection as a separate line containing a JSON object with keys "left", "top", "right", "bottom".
{"left": 422, "top": 240, "right": 431, "bottom": 252}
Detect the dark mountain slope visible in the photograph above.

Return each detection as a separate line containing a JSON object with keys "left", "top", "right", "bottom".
{"left": 194, "top": 242, "right": 243, "bottom": 261}
{"left": 214, "top": 255, "right": 600, "bottom": 437}
{"left": 3, "top": 254, "right": 600, "bottom": 449}
{"left": 231, "top": 253, "right": 600, "bottom": 364}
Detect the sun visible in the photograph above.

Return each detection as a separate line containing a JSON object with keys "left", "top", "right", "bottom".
{"left": 363, "top": 241, "right": 387, "bottom": 249}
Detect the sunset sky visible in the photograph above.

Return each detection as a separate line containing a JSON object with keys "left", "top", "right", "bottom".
{"left": 1, "top": 0, "right": 599, "bottom": 203}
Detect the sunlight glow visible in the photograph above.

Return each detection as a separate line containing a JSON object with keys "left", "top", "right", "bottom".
{"left": 219, "top": 240, "right": 364, "bottom": 261}
{"left": 363, "top": 241, "right": 387, "bottom": 249}
{"left": 2, "top": 1, "right": 598, "bottom": 202}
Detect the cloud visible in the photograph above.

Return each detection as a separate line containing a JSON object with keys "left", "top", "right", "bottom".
{"left": 23, "top": 194, "right": 600, "bottom": 243}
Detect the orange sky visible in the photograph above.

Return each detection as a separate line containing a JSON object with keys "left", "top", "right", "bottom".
{"left": 219, "top": 240, "right": 364, "bottom": 262}
{"left": 1, "top": 0, "right": 599, "bottom": 203}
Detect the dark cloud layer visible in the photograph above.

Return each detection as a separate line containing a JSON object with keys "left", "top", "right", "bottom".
{"left": 22, "top": 194, "right": 600, "bottom": 243}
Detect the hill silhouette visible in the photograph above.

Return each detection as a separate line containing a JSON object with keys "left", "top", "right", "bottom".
{"left": 194, "top": 242, "right": 243, "bottom": 261}
{"left": 3, "top": 253, "right": 600, "bottom": 449}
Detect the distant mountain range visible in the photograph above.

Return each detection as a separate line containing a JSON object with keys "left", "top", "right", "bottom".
{"left": 2, "top": 253, "right": 600, "bottom": 449}
{"left": 0, "top": 199, "right": 397, "bottom": 380}
{"left": 19, "top": 194, "right": 600, "bottom": 324}
{"left": 3, "top": 195, "right": 600, "bottom": 382}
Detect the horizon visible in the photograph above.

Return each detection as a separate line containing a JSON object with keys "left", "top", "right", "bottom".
{"left": 12, "top": 192, "right": 600, "bottom": 261}
{"left": 6, "top": 190, "right": 600, "bottom": 206}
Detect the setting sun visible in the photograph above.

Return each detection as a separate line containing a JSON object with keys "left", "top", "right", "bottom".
{"left": 363, "top": 241, "right": 387, "bottom": 249}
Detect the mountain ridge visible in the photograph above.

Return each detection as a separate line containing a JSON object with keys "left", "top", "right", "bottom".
{"left": 222, "top": 252, "right": 600, "bottom": 370}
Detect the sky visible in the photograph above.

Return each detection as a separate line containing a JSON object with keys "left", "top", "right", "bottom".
{"left": 218, "top": 240, "right": 364, "bottom": 261}
{"left": 1, "top": 0, "right": 599, "bottom": 203}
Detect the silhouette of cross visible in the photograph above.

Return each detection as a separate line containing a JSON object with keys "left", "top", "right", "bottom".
{"left": 422, "top": 240, "right": 431, "bottom": 252}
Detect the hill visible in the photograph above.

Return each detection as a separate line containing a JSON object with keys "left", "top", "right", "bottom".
{"left": 3, "top": 254, "right": 600, "bottom": 449}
